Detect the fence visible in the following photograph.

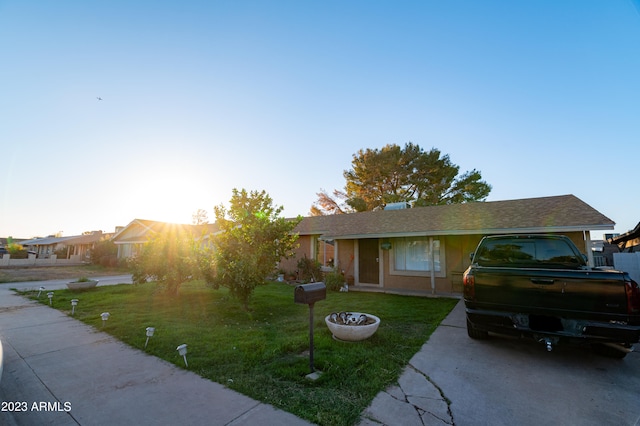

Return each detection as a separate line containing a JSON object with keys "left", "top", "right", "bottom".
{"left": 613, "top": 252, "right": 640, "bottom": 284}
{"left": 0, "top": 254, "right": 85, "bottom": 268}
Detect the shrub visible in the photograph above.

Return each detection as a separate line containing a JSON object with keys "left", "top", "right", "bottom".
{"left": 127, "top": 228, "right": 196, "bottom": 296}
{"left": 90, "top": 239, "right": 118, "bottom": 265}
{"left": 297, "top": 255, "right": 322, "bottom": 282}
{"left": 323, "top": 268, "right": 345, "bottom": 291}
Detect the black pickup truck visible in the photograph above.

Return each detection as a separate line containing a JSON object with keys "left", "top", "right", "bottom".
{"left": 463, "top": 234, "right": 640, "bottom": 358}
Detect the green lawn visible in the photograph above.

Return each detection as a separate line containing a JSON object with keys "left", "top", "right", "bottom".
{"left": 22, "top": 281, "right": 458, "bottom": 426}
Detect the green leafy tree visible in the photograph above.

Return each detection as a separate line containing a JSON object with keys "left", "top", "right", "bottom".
{"left": 311, "top": 143, "right": 491, "bottom": 214}
{"left": 6, "top": 242, "right": 28, "bottom": 258}
{"left": 128, "top": 225, "right": 196, "bottom": 296}
{"left": 211, "top": 189, "right": 301, "bottom": 310}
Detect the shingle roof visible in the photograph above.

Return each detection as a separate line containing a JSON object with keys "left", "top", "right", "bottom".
{"left": 294, "top": 194, "right": 614, "bottom": 239}
{"left": 111, "top": 219, "right": 219, "bottom": 243}
{"left": 609, "top": 221, "right": 640, "bottom": 249}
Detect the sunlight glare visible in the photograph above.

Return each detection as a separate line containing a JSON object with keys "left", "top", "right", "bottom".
{"left": 127, "top": 168, "right": 219, "bottom": 225}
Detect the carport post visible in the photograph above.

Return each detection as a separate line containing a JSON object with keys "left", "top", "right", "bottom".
{"left": 429, "top": 237, "right": 436, "bottom": 295}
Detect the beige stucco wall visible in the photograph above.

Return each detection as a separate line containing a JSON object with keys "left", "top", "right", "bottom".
{"left": 278, "top": 231, "right": 592, "bottom": 293}
{"left": 378, "top": 235, "right": 482, "bottom": 294}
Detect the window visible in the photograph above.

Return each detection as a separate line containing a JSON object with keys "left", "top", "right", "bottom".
{"left": 314, "top": 237, "right": 335, "bottom": 267}
{"left": 392, "top": 237, "right": 443, "bottom": 275}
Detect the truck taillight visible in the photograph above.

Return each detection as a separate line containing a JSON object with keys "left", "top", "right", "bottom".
{"left": 463, "top": 270, "right": 475, "bottom": 299}
{"left": 625, "top": 278, "right": 640, "bottom": 315}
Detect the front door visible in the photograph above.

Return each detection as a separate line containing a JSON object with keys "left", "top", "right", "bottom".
{"left": 358, "top": 239, "right": 380, "bottom": 284}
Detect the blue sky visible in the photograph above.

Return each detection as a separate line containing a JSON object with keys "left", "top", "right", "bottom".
{"left": 1, "top": 1, "right": 639, "bottom": 239}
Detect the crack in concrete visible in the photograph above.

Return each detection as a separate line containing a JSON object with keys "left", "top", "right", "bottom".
{"left": 358, "top": 364, "right": 454, "bottom": 426}
{"left": 402, "top": 364, "right": 454, "bottom": 425}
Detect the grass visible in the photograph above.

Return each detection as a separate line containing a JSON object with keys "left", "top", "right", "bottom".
{"left": 20, "top": 281, "right": 458, "bottom": 426}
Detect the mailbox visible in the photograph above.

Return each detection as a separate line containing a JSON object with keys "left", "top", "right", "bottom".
{"left": 295, "top": 282, "right": 327, "bottom": 377}
{"left": 294, "top": 282, "right": 326, "bottom": 305}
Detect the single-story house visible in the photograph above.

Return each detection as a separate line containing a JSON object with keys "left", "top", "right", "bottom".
{"left": 112, "top": 219, "right": 219, "bottom": 259}
{"left": 19, "top": 231, "right": 111, "bottom": 261}
{"left": 608, "top": 222, "right": 640, "bottom": 284}
{"left": 112, "top": 194, "right": 614, "bottom": 295}
{"left": 278, "top": 194, "right": 614, "bottom": 294}
{"left": 609, "top": 222, "right": 640, "bottom": 252}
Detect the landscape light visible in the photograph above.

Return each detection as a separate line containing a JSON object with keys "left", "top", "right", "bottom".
{"left": 38, "top": 286, "right": 45, "bottom": 298}
{"left": 71, "top": 299, "right": 78, "bottom": 315}
{"left": 47, "top": 292, "right": 54, "bottom": 306}
{"left": 101, "top": 312, "right": 110, "bottom": 327}
{"left": 145, "top": 327, "right": 155, "bottom": 349}
{"left": 176, "top": 344, "right": 188, "bottom": 367}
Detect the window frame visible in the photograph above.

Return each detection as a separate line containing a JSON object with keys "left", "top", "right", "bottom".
{"left": 389, "top": 237, "right": 446, "bottom": 278}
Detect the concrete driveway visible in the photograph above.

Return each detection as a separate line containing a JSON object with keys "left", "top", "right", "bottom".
{"left": 362, "top": 301, "right": 640, "bottom": 426}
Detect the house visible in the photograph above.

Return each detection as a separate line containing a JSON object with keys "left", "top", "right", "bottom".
{"left": 112, "top": 195, "right": 614, "bottom": 295}
{"left": 112, "top": 219, "right": 218, "bottom": 259}
{"left": 279, "top": 194, "right": 614, "bottom": 295}
{"left": 608, "top": 222, "right": 640, "bottom": 252}
{"left": 608, "top": 222, "right": 640, "bottom": 284}
{"left": 19, "top": 231, "right": 111, "bottom": 261}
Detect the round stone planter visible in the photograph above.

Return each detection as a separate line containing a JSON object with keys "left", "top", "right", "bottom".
{"left": 325, "top": 312, "right": 380, "bottom": 342}
{"left": 67, "top": 280, "right": 98, "bottom": 291}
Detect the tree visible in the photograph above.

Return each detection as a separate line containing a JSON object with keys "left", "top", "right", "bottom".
{"left": 211, "top": 189, "right": 301, "bottom": 310}
{"left": 6, "top": 241, "right": 27, "bottom": 258}
{"left": 192, "top": 208, "right": 209, "bottom": 225}
{"left": 310, "top": 189, "right": 353, "bottom": 216}
{"left": 312, "top": 143, "right": 491, "bottom": 214}
{"left": 128, "top": 225, "right": 196, "bottom": 296}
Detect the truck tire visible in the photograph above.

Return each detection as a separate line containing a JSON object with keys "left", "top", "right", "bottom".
{"left": 467, "top": 318, "right": 489, "bottom": 340}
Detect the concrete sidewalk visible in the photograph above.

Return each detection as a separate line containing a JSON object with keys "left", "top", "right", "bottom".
{"left": 0, "top": 280, "right": 313, "bottom": 426}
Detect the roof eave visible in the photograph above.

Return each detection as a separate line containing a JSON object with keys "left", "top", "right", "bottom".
{"left": 322, "top": 224, "right": 614, "bottom": 240}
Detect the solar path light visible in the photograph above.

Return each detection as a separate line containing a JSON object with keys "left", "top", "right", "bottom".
{"left": 176, "top": 344, "right": 188, "bottom": 367}
{"left": 101, "top": 312, "right": 110, "bottom": 327}
{"left": 37, "top": 286, "right": 45, "bottom": 298}
{"left": 71, "top": 299, "right": 78, "bottom": 315}
{"left": 47, "top": 292, "right": 54, "bottom": 306}
{"left": 145, "top": 327, "right": 155, "bottom": 349}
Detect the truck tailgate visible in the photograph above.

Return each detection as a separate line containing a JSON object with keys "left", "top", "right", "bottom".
{"left": 472, "top": 267, "right": 629, "bottom": 322}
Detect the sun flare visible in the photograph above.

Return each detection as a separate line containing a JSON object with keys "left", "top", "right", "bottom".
{"left": 126, "top": 169, "right": 220, "bottom": 225}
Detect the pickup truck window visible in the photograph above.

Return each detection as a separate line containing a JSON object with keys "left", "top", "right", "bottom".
{"left": 475, "top": 238, "right": 585, "bottom": 268}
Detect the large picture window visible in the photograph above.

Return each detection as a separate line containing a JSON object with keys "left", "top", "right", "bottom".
{"left": 391, "top": 237, "right": 444, "bottom": 276}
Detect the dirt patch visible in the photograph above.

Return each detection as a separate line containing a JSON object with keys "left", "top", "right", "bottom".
{"left": 0, "top": 266, "right": 127, "bottom": 283}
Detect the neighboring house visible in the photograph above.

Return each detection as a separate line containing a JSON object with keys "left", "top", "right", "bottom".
{"left": 279, "top": 194, "right": 614, "bottom": 295}
{"left": 0, "top": 237, "right": 26, "bottom": 247}
{"left": 609, "top": 222, "right": 640, "bottom": 284}
{"left": 113, "top": 195, "right": 614, "bottom": 295}
{"left": 19, "top": 231, "right": 110, "bottom": 261}
{"left": 111, "top": 219, "right": 218, "bottom": 259}
{"left": 609, "top": 222, "right": 640, "bottom": 252}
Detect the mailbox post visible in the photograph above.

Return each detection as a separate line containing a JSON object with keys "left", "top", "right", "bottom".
{"left": 294, "top": 282, "right": 326, "bottom": 376}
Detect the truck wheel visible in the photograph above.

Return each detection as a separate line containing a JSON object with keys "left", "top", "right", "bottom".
{"left": 592, "top": 343, "right": 629, "bottom": 359}
{"left": 467, "top": 318, "right": 489, "bottom": 340}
